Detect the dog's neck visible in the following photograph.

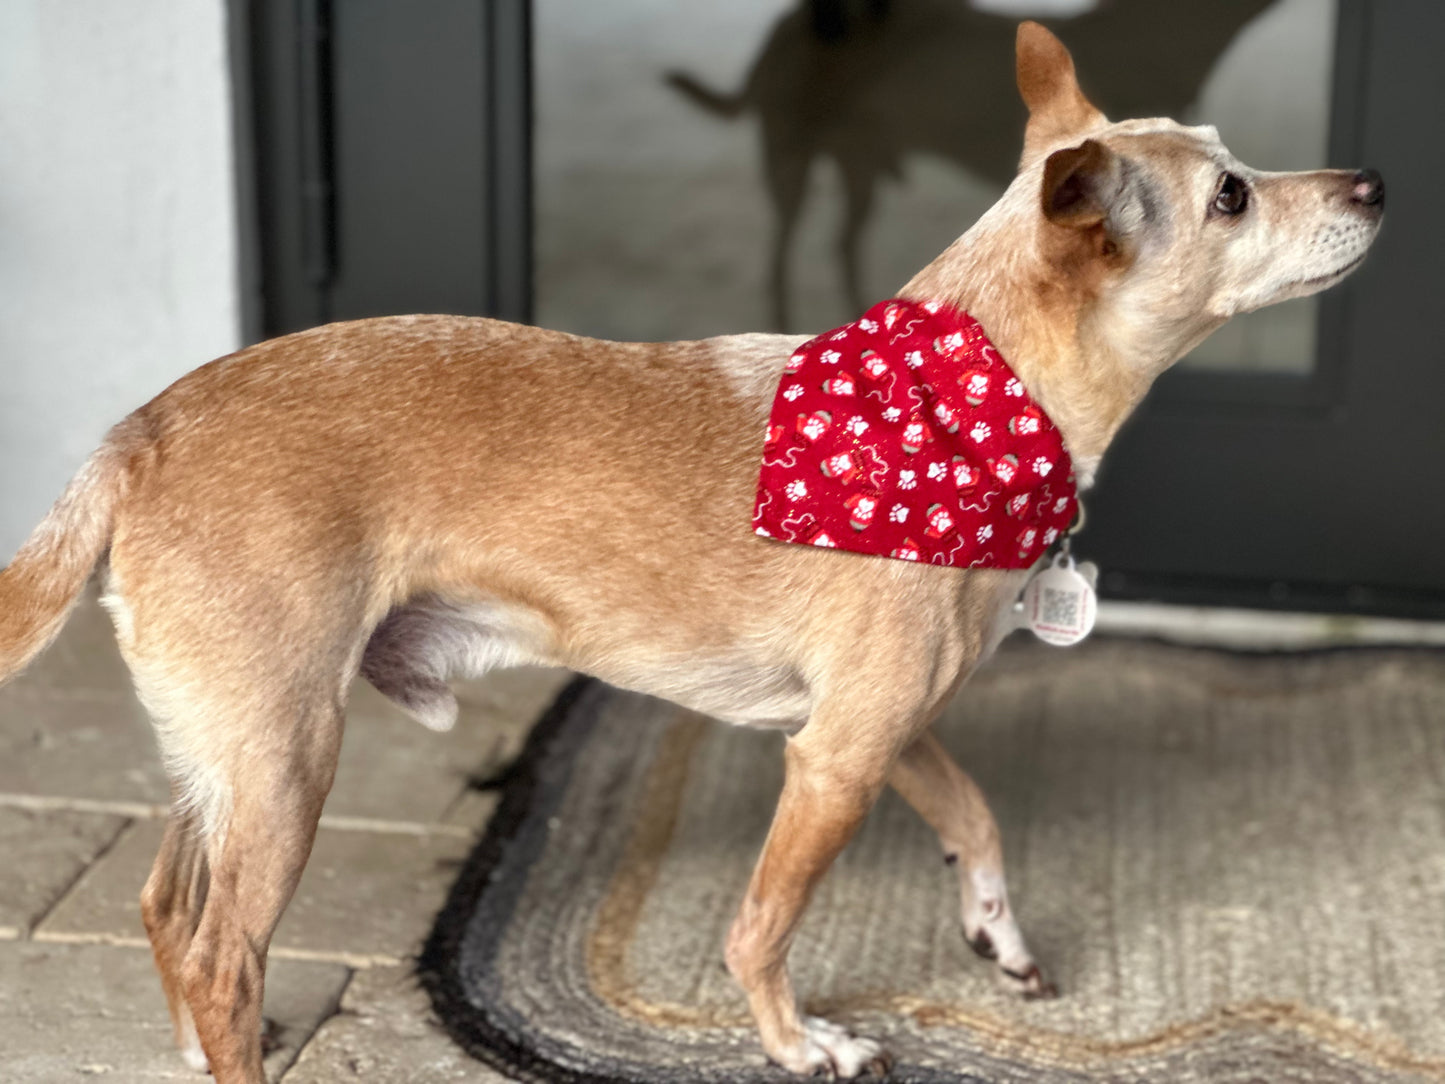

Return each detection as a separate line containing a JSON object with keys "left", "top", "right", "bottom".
{"left": 900, "top": 210, "right": 1155, "bottom": 488}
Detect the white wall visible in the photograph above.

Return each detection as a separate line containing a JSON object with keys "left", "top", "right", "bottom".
{"left": 0, "top": 1, "right": 240, "bottom": 561}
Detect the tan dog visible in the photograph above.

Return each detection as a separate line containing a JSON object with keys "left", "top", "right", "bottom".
{"left": 0, "top": 23, "right": 1382, "bottom": 1082}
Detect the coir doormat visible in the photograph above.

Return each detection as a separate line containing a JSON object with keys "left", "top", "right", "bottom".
{"left": 419, "top": 642, "right": 1445, "bottom": 1082}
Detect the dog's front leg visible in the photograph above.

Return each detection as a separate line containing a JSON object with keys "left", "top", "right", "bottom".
{"left": 889, "top": 730, "right": 1055, "bottom": 998}
{"left": 724, "top": 703, "right": 900, "bottom": 1078}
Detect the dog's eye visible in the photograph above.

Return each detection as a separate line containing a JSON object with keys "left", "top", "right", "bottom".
{"left": 1213, "top": 173, "right": 1249, "bottom": 216}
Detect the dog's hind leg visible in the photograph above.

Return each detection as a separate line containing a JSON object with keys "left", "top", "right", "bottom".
{"left": 107, "top": 584, "right": 227, "bottom": 1073}
{"left": 176, "top": 692, "right": 343, "bottom": 1083}
{"left": 888, "top": 730, "right": 1056, "bottom": 998}
{"left": 140, "top": 808, "right": 211, "bottom": 1072}
{"left": 108, "top": 567, "right": 358, "bottom": 1081}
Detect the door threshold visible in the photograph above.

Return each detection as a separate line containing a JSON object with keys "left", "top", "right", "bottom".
{"left": 1096, "top": 601, "right": 1445, "bottom": 651}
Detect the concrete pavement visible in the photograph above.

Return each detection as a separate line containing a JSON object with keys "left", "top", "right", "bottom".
{"left": 0, "top": 587, "right": 557, "bottom": 1082}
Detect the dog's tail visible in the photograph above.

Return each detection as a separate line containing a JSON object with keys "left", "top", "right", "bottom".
{"left": 664, "top": 70, "right": 750, "bottom": 119}
{"left": 0, "top": 417, "right": 144, "bottom": 684}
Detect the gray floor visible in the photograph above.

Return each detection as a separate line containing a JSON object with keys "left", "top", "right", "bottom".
{"left": 0, "top": 587, "right": 563, "bottom": 1082}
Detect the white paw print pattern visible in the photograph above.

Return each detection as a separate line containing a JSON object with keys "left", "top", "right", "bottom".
{"left": 923, "top": 300, "right": 942, "bottom": 313}
{"left": 799, "top": 414, "right": 829, "bottom": 441}
{"left": 758, "top": 302, "right": 1076, "bottom": 568}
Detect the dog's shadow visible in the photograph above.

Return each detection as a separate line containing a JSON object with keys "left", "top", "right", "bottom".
{"left": 665, "top": 0, "right": 1278, "bottom": 330}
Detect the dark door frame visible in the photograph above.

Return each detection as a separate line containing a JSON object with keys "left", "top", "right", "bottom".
{"left": 227, "top": 0, "right": 533, "bottom": 342}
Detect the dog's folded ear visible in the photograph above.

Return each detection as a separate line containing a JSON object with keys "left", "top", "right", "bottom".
{"left": 1016, "top": 21, "right": 1107, "bottom": 168}
{"left": 1040, "top": 139, "right": 1121, "bottom": 230}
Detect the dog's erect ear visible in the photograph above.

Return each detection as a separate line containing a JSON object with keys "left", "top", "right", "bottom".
{"left": 1041, "top": 139, "right": 1121, "bottom": 229}
{"left": 1016, "top": 22, "right": 1106, "bottom": 167}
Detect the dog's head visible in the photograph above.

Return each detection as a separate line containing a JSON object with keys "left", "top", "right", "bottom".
{"left": 1009, "top": 20, "right": 1383, "bottom": 372}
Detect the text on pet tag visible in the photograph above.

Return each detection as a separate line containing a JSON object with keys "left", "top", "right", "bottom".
{"left": 1022, "top": 552, "right": 1097, "bottom": 646}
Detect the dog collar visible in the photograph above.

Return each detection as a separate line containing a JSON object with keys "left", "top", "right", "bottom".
{"left": 752, "top": 299, "right": 1077, "bottom": 567}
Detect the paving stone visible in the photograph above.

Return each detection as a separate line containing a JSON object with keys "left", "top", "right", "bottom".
{"left": 38, "top": 818, "right": 473, "bottom": 965}
{"left": 329, "top": 667, "right": 570, "bottom": 825}
{"left": 0, "top": 806, "right": 127, "bottom": 938}
{"left": 30, "top": 819, "right": 157, "bottom": 948}
{"left": 9, "top": 587, "right": 133, "bottom": 695}
{"left": 0, "top": 687, "right": 168, "bottom": 808}
{"left": 277, "top": 828, "right": 473, "bottom": 963}
{"left": 0, "top": 940, "right": 346, "bottom": 1083}
{"left": 281, "top": 964, "right": 516, "bottom": 1082}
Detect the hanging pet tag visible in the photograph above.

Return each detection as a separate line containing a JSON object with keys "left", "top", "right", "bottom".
{"left": 1022, "top": 551, "right": 1097, "bottom": 646}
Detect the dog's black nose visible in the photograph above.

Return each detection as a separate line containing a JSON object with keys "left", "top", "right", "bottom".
{"left": 1350, "top": 169, "right": 1385, "bottom": 209}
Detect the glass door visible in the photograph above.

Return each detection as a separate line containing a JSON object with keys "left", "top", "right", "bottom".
{"left": 1085, "top": 0, "right": 1445, "bottom": 616}
{"left": 533, "top": 0, "right": 1445, "bottom": 615}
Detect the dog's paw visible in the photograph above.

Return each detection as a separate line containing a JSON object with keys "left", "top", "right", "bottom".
{"left": 176, "top": 1017, "right": 281, "bottom": 1074}
{"left": 964, "top": 925, "right": 998, "bottom": 961}
{"left": 176, "top": 1015, "right": 208, "bottom": 1074}
{"left": 960, "top": 876, "right": 1056, "bottom": 1000}
{"left": 770, "top": 1017, "right": 892, "bottom": 1079}
{"left": 963, "top": 923, "right": 1058, "bottom": 998}
{"left": 1000, "top": 962, "right": 1058, "bottom": 1000}
{"left": 179, "top": 1041, "right": 209, "bottom": 1074}
{"left": 260, "top": 1015, "right": 284, "bottom": 1055}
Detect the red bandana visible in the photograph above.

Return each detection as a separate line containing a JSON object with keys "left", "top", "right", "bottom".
{"left": 753, "top": 299, "right": 1077, "bottom": 567}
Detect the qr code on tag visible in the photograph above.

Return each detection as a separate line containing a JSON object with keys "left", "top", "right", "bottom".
{"left": 1041, "top": 586, "right": 1079, "bottom": 628}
